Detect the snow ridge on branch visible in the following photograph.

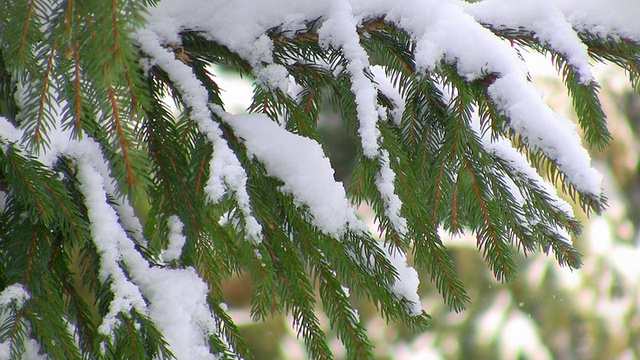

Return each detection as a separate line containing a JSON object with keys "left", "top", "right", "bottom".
{"left": 143, "top": 0, "right": 611, "bottom": 206}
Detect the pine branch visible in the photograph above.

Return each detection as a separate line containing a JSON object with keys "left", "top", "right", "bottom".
{"left": 499, "top": 32, "right": 612, "bottom": 150}
{"left": 413, "top": 233, "right": 470, "bottom": 312}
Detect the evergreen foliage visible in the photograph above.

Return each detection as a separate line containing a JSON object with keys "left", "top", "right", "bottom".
{"left": 0, "top": 1, "right": 639, "bottom": 359}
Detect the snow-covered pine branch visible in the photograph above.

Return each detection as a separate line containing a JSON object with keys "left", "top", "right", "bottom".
{"left": 0, "top": 0, "right": 639, "bottom": 358}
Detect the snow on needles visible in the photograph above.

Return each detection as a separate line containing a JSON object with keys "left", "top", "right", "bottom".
{"left": 376, "top": 150, "right": 408, "bottom": 235}
{"left": 0, "top": 284, "right": 30, "bottom": 308}
{"left": 73, "top": 155, "right": 149, "bottom": 337}
{"left": 164, "top": 215, "right": 188, "bottom": 262}
{"left": 469, "top": 113, "right": 575, "bottom": 244}
{"left": 55, "top": 131, "right": 221, "bottom": 359}
{"left": 371, "top": 66, "right": 405, "bottom": 126}
{"left": 462, "top": 0, "right": 594, "bottom": 84}
{"left": 379, "top": 243, "right": 422, "bottom": 316}
{"left": 145, "top": 0, "right": 381, "bottom": 157}
{"left": 142, "top": 0, "right": 607, "bottom": 197}
{"left": 134, "top": 28, "right": 263, "bottom": 244}
{"left": 137, "top": 0, "right": 620, "bottom": 320}
{"left": 222, "top": 112, "right": 365, "bottom": 237}
{"left": 1, "top": 113, "right": 227, "bottom": 358}
{"left": 222, "top": 112, "right": 420, "bottom": 310}
{"left": 554, "top": 0, "right": 640, "bottom": 41}
{"left": 0, "top": 117, "right": 23, "bottom": 149}
{"left": 317, "top": 0, "right": 381, "bottom": 158}
{"left": 376, "top": 0, "right": 602, "bottom": 196}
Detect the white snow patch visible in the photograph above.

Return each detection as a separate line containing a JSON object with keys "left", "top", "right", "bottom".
{"left": 0, "top": 336, "right": 47, "bottom": 360}
{"left": 0, "top": 284, "right": 30, "bottom": 308}
{"left": 555, "top": 0, "right": 640, "bottom": 41}
{"left": 375, "top": 150, "right": 408, "bottom": 235}
{"left": 317, "top": 0, "right": 381, "bottom": 158}
{"left": 74, "top": 157, "right": 149, "bottom": 338}
{"left": 379, "top": 243, "right": 422, "bottom": 316}
{"left": 223, "top": 112, "right": 366, "bottom": 238}
{"left": 67, "top": 138, "right": 220, "bottom": 358}
{"left": 134, "top": 28, "right": 262, "bottom": 244}
{"left": 32, "top": 120, "right": 224, "bottom": 358}
{"left": 463, "top": 0, "right": 594, "bottom": 84}
{"left": 142, "top": 0, "right": 609, "bottom": 210}
{"left": 487, "top": 74, "right": 602, "bottom": 196}
{"left": 0, "top": 117, "right": 23, "bottom": 149}
{"left": 371, "top": 66, "right": 405, "bottom": 126}
{"left": 163, "top": 215, "right": 187, "bottom": 262}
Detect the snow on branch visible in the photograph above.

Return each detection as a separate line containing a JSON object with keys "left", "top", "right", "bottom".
{"left": 0, "top": 285, "right": 45, "bottom": 360}
{"left": 469, "top": 112, "right": 575, "bottom": 244}
{"left": 5, "top": 0, "right": 640, "bottom": 357}
{"left": 220, "top": 110, "right": 366, "bottom": 238}
{"left": 134, "top": 28, "right": 263, "bottom": 244}
{"left": 163, "top": 215, "right": 188, "bottom": 263}
{"left": 1, "top": 115, "right": 227, "bottom": 357}
{"left": 317, "top": 1, "right": 382, "bottom": 158}
{"left": 53, "top": 132, "right": 223, "bottom": 358}
{"left": 142, "top": 0, "right": 610, "bottom": 199}
{"left": 70, "top": 144, "right": 149, "bottom": 339}
{"left": 554, "top": 0, "right": 640, "bottom": 41}
{"left": 370, "top": 1, "right": 602, "bottom": 196}
{"left": 371, "top": 65, "right": 405, "bottom": 127}
{"left": 0, "top": 117, "right": 24, "bottom": 149}
{"left": 378, "top": 243, "right": 422, "bottom": 316}
{"left": 376, "top": 150, "right": 408, "bottom": 235}
{"left": 462, "top": 0, "right": 594, "bottom": 84}
{"left": 146, "top": 0, "right": 382, "bottom": 156}
{"left": 0, "top": 284, "right": 30, "bottom": 308}
{"left": 486, "top": 75, "right": 602, "bottom": 196}
{"left": 221, "top": 109, "right": 422, "bottom": 315}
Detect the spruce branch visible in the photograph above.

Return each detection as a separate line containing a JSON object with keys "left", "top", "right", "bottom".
{"left": 2, "top": 1, "right": 640, "bottom": 358}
